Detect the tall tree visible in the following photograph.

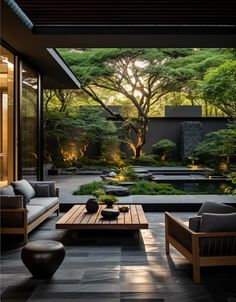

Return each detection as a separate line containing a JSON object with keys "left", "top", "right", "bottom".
{"left": 59, "top": 48, "right": 230, "bottom": 157}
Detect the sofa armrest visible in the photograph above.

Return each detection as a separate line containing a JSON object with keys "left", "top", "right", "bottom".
{"left": 0, "top": 195, "right": 24, "bottom": 209}
{"left": 0, "top": 208, "right": 27, "bottom": 228}
{"left": 165, "top": 212, "right": 194, "bottom": 255}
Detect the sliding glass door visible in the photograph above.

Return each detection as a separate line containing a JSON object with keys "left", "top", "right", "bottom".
{"left": 20, "top": 63, "right": 39, "bottom": 180}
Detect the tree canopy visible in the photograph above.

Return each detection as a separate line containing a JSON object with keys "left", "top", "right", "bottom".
{"left": 199, "top": 60, "right": 236, "bottom": 117}
{"left": 44, "top": 105, "right": 119, "bottom": 166}
{"left": 58, "top": 48, "right": 231, "bottom": 157}
{"left": 194, "top": 122, "right": 236, "bottom": 170}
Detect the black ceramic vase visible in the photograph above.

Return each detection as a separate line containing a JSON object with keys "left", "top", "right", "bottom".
{"left": 86, "top": 198, "right": 99, "bottom": 213}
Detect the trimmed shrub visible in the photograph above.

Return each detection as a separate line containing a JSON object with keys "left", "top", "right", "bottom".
{"left": 153, "top": 139, "right": 176, "bottom": 161}
{"left": 130, "top": 181, "right": 186, "bottom": 195}
{"left": 74, "top": 180, "right": 186, "bottom": 196}
{"left": 117, "top": 166, "right": 139, "bottom": 181}
{"left": 74, "top": 180, "right": 118, "bottom": 195}
{"left": 131, "top": 155, "right": 158, "bottom": 166}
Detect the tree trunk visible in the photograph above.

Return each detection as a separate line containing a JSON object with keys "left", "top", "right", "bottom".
{"left": 129, "top": 134, "right": 145, "bottom": 158}
{"left": 135, "top": 145, "right": 142, "bottom": 158}
{"left": 129, "top": 124, "right": 147, "bottom": 158}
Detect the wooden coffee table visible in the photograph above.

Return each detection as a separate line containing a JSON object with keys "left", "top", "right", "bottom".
{"left": 56, "top": 204, "right": 148, "bottom": 230}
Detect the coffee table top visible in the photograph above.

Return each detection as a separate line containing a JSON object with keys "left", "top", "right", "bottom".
{"left": 56, "top": 204, "right": 148, "bottom": 230}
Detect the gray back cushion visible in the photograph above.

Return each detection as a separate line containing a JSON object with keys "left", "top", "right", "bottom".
{"left": 0, "top": 185, "right": 15, "bottom": 196}
{"left": 11, "top": 179, "right": 35, "bottom": 204}
{"left": 198, "top": 201, "right": 236, "bottom": 215}
{"left": 35, "top": 184, "right": 50, "bottom": 197}
{"left": 29, "top": 181, "right": 56, "bottom": 197}
{"left": 0, "top": 195, "right": 24, "bottom": 208}
{"left": 199, "top": 213, "right": 236, "bottom": 232}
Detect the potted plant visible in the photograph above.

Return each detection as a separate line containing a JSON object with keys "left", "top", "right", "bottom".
{"left": 92, "top": 189, "right": 106, "bottom": 198}
{"left": 98, "top": 194, "right": 118, "bottom": 208}
{"left": 93, "top": 189, "right": 118, "bottom": 208}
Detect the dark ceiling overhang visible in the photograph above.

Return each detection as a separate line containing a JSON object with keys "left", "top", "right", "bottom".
{"left": 1, "top": 0, "right": 236, "bottom": 88}
{"left": 6, "top": 0, "right": 236, "bottom": 35}
{"left": 1, "top": 0, "right": 82, "bottom": 89}
{"left": 33, "top": 25, "right": 236, "bottom": 35}
{"left": 13, "top": 0, "right": 236, "bottom": 28}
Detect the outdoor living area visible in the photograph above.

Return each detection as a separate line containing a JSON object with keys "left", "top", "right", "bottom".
{"left": 1, "top": 208, "right": 236, "bottom": 302}
{"left": 1, "top": 173, "right": 236, "bottom": 301}
{"left": 1, "top": 1, "right": 236, "bottom": 301}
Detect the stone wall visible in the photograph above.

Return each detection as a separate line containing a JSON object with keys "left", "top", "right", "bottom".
{"left": 179, "top": 121, "right": 203, "bottom": 161}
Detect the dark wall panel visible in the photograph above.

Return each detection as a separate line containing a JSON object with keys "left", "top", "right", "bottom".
{"left": 140, "top": 118, "right": 228, "bottom": 158}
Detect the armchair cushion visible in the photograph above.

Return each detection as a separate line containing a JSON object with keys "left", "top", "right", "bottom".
{"left": 0, "top": 185, "right": 15, "bottom": 196}
{"left": 198, "top": 201, "right": 236, "bottom": 215}
{"left": 189, "top": 216, "right": 201, "bottom": 232}
{"left": 199, "top": 213, "right": 236, "bottom": 232}
{"left": 11, "top": 180, "right": 36, "bottom": 205}
{"left": 29, "top": 181, "right": 56, "bottom": 197}
{"left": 0, "top": 195, "right": 24, "bottom": 208}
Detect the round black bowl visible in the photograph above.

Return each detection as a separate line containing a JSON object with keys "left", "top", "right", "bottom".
{"left": 101, "top": 209, "right": 120, "bottom": 219}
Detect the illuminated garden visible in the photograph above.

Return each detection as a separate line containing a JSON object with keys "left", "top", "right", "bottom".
{"left": 43, "top": 48, "right": 236, "bottom": 195}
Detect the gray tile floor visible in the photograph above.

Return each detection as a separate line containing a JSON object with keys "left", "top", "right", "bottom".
{"left": 1, "top": 212, "right": 236, "bottom": 302}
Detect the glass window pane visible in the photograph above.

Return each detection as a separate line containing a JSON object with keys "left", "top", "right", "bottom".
{"left": 21, "top": 63, "right": 38, "bottom": 179}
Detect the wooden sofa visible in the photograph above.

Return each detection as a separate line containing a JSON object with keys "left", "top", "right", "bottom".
{"left": 165, "top": 212, "right": 236, "bottom": 284}
{"left": 0, "top": 180, "right": 59, "bottom": 242}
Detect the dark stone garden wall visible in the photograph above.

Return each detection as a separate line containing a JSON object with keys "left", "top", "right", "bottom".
{"left": 140, "top": 117, "right": 228, "bottom": 159}
{"left": 179, "top": 121, "right": 203, "bottom": 161}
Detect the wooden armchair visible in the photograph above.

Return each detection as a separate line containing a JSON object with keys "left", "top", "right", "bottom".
{"left": 165, "top": 212, "right": 236, "bottom": 284}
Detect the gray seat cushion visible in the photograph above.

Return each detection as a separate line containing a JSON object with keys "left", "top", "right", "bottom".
{"left": 0, "top": 195, "right": 24, "bottom": 209}
{"left": 199, "top": 213, "right": 236, "bottom": 232}
{"left": 11, "top": 180, "right": 36, "bottom": 205}
{"left": 0, "top": 185, "right": 15, "bottom": 196}
{"left": 29, "top": 181, "right": 56, "bottom": 197}
{"left": 198, "top": 201, "right": 236, "bottom": 215}
{"left": 29, "top": 197, "right": 59, "bottom": 210}
{"left": 26, "top": 205, "right": 46, "bottom": 224}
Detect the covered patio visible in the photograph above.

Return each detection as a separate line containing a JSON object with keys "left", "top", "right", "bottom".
{"left": 1, "top": 1, "right": 236, "bottom": 301}
{"left": 1, "top": 211, "right": 236, "bottom": 302}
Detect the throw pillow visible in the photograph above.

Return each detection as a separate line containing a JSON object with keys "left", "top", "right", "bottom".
{"left": 0, "top": 185, "right": 15, "bottom": 196}
{"left": 11, "top": 179, "right": 36, "bottom": 205}
{"left": 35, "top": 184, "right": 50, "bottom": 197}
{"left": 197, "top": 201, "right": 236, "bottom": 215}
{"left": 189, "top": 216, "right": 201, "bottom": 232}
{"left": 199, "top": 213, "right": 236, "bottom": 232}
{"left": 0, "top": 195, "right": 24, "bottom": 208}
{"left": 29, "top": 181, "right": 56, "bottom": 197}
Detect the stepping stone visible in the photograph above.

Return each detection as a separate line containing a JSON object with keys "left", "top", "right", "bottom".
{"left": 102, "top": 185, "right": 130, "bottom": 196}
{"left": 137, "top": 173, "right": 153, "bottom": 180}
